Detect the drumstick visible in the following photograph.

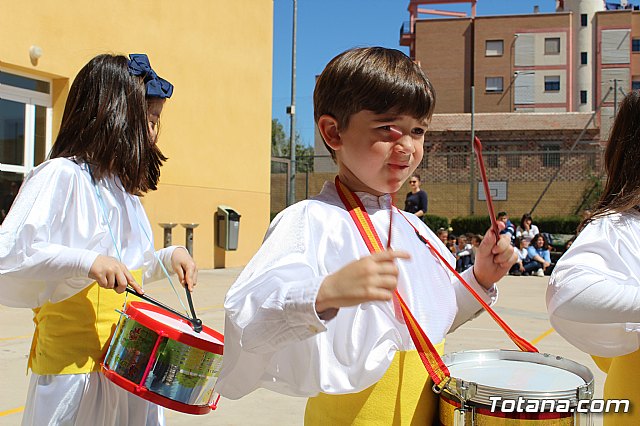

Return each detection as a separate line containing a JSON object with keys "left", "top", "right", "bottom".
{"left": 473, "top": 136, "right": 501, "bottom": 240}
{"left": 125, "top": 287, "right": 202, "bottom": 332}
{"left": 184, "top": 286, "right": 203, "bottom": 333}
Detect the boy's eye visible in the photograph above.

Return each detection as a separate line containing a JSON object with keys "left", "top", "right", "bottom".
{"left": 411, "top": 128, "right": 425, "bottom": 136}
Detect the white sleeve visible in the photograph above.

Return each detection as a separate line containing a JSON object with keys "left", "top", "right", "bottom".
{"left": 0, "top": 161, "right": 99, "bottom": 308}
{"left": 450, "top": 267, "right": 497, "bottom": 332}
{"left": 547, "top": 215, "right": 640, "bottom": 357}
{"left": 218, "top": 204, "right": 331, "bottom": 398}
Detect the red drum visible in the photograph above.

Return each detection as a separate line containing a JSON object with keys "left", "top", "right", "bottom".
{"left": 102, "top": 301, "right": 224, "bottom": 415}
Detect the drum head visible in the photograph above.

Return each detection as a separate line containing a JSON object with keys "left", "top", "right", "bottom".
{"left": 442, "top": 350, "right": 594, "bottom": 405}
{"left": 127, "top": 302, "right": 223, "bottom": 354}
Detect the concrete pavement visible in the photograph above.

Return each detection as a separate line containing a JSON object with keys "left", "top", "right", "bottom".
{"left": 0, "top": 270, "right": 606, "bottom": 425}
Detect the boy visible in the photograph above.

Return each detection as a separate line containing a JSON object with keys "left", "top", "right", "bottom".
{"left": 217, "top": 47, "right": 515, "bottom": 424}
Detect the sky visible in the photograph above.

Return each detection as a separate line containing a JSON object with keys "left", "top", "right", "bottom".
{"left": 271, "top": 0, "right": 558, "bottom": 147}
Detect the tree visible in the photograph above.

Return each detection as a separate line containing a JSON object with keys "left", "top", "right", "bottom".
{"left": 271, "top": 118, "right": 314, "bottom": 172}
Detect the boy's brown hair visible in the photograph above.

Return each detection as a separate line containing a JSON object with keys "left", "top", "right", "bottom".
{"left": 314, "top": 47, "right": 436, "bottom": 159}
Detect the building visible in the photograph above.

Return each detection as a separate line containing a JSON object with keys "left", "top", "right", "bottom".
{"left": 388, "top": 0, "right": 640, "bottom": 218}
{"left": 1, "top": 1, "right": 273, "bottom": 269}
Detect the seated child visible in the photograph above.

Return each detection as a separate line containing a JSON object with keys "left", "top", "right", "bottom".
{"left": 217, "top": 47, "right": 515, "bottom": 425}
{"left": 455, "top": 234, "right": 473, "bottom": 272}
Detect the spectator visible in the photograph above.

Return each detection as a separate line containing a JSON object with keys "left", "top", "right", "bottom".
{"left": 527, "top": 233, "right": 554, "bottom": 276}
{"left": 436, "top": 227, "right": 448, "bottom": 244}
{"left": 455, "top": 234, "right": 473, "bottom": 272}
{"left": 516, "top": 213, "right": 540, "bottom": 244}
{"left": 404, "top": 174, "right": 428, "bottom": 218}
{"left": 470, "top": 234, "right": 483, "bottom": 265}
{"left": 509, "top": 237, "right": 539, "bottom": 276}
{"left": 497, "top": 211, "right": 516, "bottom": 245}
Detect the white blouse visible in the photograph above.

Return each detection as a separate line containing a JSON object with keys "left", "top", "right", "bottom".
{"left": 547, "top": 212, "right": 640, "bottom": 357}
{"left": 217, "top": 182, "right": 497, "bottom": 399}
{"left": 0, "top": 157, "right": 176, "bottom": 308}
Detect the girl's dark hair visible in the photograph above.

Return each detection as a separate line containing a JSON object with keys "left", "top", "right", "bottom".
{"left": 314, "top": 47, "right": 436, "bottom": 158}
{"left": 580, "top": 90, "right": 640, "bottom": 231}
{"left": 520, "top": 213, "right": 532, "bottom": 229}
{"left": 50, "top": 54, "right": 166, "bottom": 194}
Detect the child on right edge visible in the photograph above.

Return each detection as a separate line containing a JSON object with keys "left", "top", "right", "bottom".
{"left": 217, "top": 47, "right": 515, "bottom": 425}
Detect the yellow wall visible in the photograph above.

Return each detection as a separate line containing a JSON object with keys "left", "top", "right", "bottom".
{"left": 1, "top": 0, "right": 273, "bottom": 268}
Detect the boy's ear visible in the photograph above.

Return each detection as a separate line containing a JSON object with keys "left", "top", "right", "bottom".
{"left": 317, "top": 115, "right": 342, "bottom": 151}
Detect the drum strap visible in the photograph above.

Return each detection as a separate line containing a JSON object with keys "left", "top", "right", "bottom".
{"left": 334, "top": 177, "right": 537, "bottom": 387}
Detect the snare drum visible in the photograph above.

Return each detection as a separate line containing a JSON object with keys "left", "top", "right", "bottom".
{"left": 438, "top": 350, "right": 594, "bottom": 425}
{"left": 102, "top": 301, "right": 224, "bottom": 415}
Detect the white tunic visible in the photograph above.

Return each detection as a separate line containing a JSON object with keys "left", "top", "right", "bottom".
{"left": 0, "top": 158, "right": 177, "bottom": 426}
{"left": 217, "top": 182, "right": 496, "bottom": 400}
{"left": 547, "top": 211, "right": 640, "bottom": 357}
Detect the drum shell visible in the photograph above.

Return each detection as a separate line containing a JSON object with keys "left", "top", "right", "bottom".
{"left": 102, "top": 301, "right": 224, "bottom": 415}
{"left": 437, "top": 350, "right": 594, "bottom": 426}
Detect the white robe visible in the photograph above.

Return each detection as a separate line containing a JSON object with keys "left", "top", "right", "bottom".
{"left": 0, "top": 157, "right": 177, "bottom": 426}
{"left": 547, "top": 211, "right": 640, "bottom": 357}
{"left": 217, "top": 182, "right": 497, "bottom": 400}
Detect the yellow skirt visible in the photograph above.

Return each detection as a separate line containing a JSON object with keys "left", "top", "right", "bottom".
{"left": 305, "top": 342, "right": 445, "bottom": 426}
{"left": 592, "top": 350, "right": 640, "bottom": 425}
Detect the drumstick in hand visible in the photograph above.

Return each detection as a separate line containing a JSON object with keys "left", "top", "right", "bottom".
{"left": 473, "top": 136, "right": 500, "bottom": 240}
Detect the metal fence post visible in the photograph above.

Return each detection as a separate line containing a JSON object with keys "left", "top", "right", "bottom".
{"left": 181, "top": 223, "right": 199, "bottom": 256}
{"left": 158, "top": 223, "right": 177, "bottom": 248}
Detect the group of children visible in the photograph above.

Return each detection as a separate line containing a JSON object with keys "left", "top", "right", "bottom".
{"left": 436, "top": 228, "right": 483, "bottom": 273}
{"left": 0, "top": 43, "right": 636, "bottom": 426}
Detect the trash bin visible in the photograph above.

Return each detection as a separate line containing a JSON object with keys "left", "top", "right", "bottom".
{"left": 217, "top": 205, "right": 241, "bottom": 251}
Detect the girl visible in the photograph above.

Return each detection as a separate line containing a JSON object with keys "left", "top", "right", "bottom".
{"left": 516, "top": 213, "right": 540, "bottom": 244}
{"left": 0, "top": 54, "right": 196, "bottom": 426}
{"left": 547, "top": 90, "right": 640, "bottom": 424}
{"left": 527, "top": 233, "right": 553, "bottom": 276}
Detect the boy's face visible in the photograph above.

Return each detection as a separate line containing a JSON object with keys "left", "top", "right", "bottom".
{"left": 319, "top": 110, "right": 427, "bottom": 195}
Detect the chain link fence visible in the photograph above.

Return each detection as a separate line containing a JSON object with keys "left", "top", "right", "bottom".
{"left": 271, "top": 147, "right": 605, "bottom": 220}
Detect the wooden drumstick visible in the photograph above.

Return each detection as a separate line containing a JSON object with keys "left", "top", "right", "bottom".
{"left": 473, "top": 136, "right": 501, "bottom": 240}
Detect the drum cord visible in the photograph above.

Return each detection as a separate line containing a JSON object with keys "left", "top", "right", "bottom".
{"left": 87, "top": 164, "right": 193, "bottom": 321}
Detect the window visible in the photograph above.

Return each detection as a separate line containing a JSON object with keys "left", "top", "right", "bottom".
{"left": 581, "top": 14, "right": 588, "bottom": 27}
{"left": 581, "top": 51, "right": 587, "bottom": 65}
{"left": 580, "top": 90, "right": 588, "bottom": 104}
{"left": 633, "top": 80, "right": 640, "bottom": 90}
{"left": 506, "top": 154, "right": 520, "bottom": 168}
{"left": 633, "top": 38, "right": 640, "bottom": 52}
{"left": 485, "top": 40, "right": 504, "bottom": 56}
{"left": 544, "top": 37, "right": 561, "bottom": 55}
{"left": 485, "top": 76, "right": 503, "bottom": 93}
{"left": 542, "top": 144, "right": 561, "bottom": 168}
{"left": 0, "top": 70, "right": 52, "bottom": 222}
{"left": 544, "top": 75, "right": 561, "bottom": 92}
{"left": 446, "top": 143, "right": 468, "bottom": 169}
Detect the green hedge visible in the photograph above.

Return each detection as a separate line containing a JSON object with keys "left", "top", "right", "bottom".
{"left": 535, "top": 216, "right": 581, "bottom": 234}
{"left": 449, "top": 214, "right": 580, "bottom": 236}
{"left": 450, "top": 215, "right": 492, "bottom": 235}
{"left": 422, "top": 214, "right": 449, "bottom": 233}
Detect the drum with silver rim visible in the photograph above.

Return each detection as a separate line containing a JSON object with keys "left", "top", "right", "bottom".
{"left": 437, "top": 349, "right": 594, "bottom": 425}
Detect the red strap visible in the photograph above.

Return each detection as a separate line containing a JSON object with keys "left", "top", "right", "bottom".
{"left": 395, "top": 208, "right": 538, "bottom": 353}
{"left": 335, "top": 177, "right": 450, "bottom": 385}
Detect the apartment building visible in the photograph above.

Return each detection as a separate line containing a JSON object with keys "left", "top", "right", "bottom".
{"left": 388, "top": 0, "right": 640, "bottom": 217}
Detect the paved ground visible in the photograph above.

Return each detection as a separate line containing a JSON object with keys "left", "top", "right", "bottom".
{"left": 0, "top": 269, "right": 606, "bottom": 425}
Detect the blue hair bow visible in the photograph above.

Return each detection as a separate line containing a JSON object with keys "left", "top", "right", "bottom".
{"left": 128, "top": 53, "right": 173, "bottom": 99}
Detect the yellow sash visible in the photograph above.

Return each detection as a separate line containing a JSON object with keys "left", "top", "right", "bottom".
{"left": 304, "top": 342, "right": 445, "bottom": 426}
{"left": 592, "top": 351, "right": 640, "bottom": 425}
{"left": 29, "top": 269, "right": 142, "bottom": 375}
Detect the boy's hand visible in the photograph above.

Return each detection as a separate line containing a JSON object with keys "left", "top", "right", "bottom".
{"left": 171, "top": 247, "right": 198, "bottom": 292}
{"left": 316, "top": 250, "right": 410, "bottom": 313}
{"left": 472, "top": 227, "right": 517, "bottom": 289}
{"left": 89, "top": 255, "right": 143, "bottom": 294}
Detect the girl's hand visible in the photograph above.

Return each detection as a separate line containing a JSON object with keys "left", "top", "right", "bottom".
{"left": 316, "top": 250, "right": 410, "bottom": 313}
{"left": 89, "top": 255, "right": 143, "bottom": 294}
{"left": 171, "top": 247, "right": 198, "bottom": 291}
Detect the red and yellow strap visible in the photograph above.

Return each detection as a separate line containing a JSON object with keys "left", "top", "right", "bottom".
{"left": 335, "top": 177, "right": 450, "bottom": 385}
{"left": 334, "top": 176, "right": 538, "bottom": 385}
